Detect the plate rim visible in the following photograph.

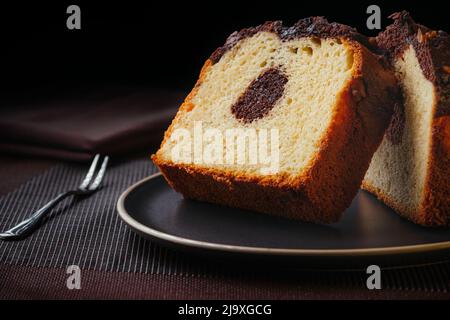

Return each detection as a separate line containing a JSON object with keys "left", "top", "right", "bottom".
{"left": 117, "top": 172, "right": 450, "bottom": 257}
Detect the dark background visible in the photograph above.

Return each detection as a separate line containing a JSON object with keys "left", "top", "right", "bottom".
{"left": 0, "top": 0, "right": 448, "bottom": 100}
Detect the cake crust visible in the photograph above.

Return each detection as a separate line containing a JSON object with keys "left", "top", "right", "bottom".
{"left": 209, "top": 18, "right": 375, "bottom": 64}
{"left": 153, "top": 19, "right": 397, "bottom": 223}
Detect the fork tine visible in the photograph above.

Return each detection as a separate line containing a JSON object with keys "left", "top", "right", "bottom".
{"left": 88, "top": 156, "right": 109, "bottom": 190}
{"left": 79, "top": 154, "right": 100, "bottom": 189}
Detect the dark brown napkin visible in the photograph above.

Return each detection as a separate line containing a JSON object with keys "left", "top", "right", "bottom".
{"left": 0, "top": 87, "right": 184, "bottom": 161}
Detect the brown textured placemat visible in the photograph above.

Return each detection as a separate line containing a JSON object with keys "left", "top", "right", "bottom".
{"left": 2, "top": 264, "right": 448, "bottom": 300}
{"left": 0, "top": 159, "right": 449, "bottom": 299}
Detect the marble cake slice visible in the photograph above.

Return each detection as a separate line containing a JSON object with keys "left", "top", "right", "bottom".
{"left": 363, "top": 11, "right": 450, "bottom": 226}
{"left": 153, "top": 17, "right": 397, "bottom": 223}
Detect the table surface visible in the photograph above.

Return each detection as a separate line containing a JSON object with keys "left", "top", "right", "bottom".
{"left": 0, "top": 154, "right": 449, "bottom": 300}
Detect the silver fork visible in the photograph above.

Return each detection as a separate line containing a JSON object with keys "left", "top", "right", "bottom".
{"left": 0, "top": 154, "right": 109, "bottom": 241}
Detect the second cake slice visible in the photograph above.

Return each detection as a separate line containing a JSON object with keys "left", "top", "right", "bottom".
{"left": 363, "top": 12, "right": 450, "bottom": 226}
{"left": 153, "top": 17, "right": 397, "bottom": 223}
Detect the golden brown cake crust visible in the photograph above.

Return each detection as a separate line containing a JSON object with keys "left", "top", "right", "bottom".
{"left": 420, "top": 104, "right": 450, "bottom": 226}
{"left": 420, "top": 28, "right": 450, "bottom": 226}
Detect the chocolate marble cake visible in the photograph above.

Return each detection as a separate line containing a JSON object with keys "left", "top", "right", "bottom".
{"left": 153, "top": 17, "right": 397, "bottom": 223}
{"left": 363, "top": 12, "right": 450, "bottom": 226}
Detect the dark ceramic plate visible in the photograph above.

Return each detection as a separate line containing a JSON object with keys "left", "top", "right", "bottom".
{"left": 117, "top": 173, "right": 450, "bottom": 267}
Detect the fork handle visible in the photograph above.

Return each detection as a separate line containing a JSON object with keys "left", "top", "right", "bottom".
{"left": 0, "top": 191, "right": 74, "bottom": 240}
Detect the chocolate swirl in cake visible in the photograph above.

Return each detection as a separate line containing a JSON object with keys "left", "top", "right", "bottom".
{"left": 231, "top": 67, "right": 288, "bottom": 123}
